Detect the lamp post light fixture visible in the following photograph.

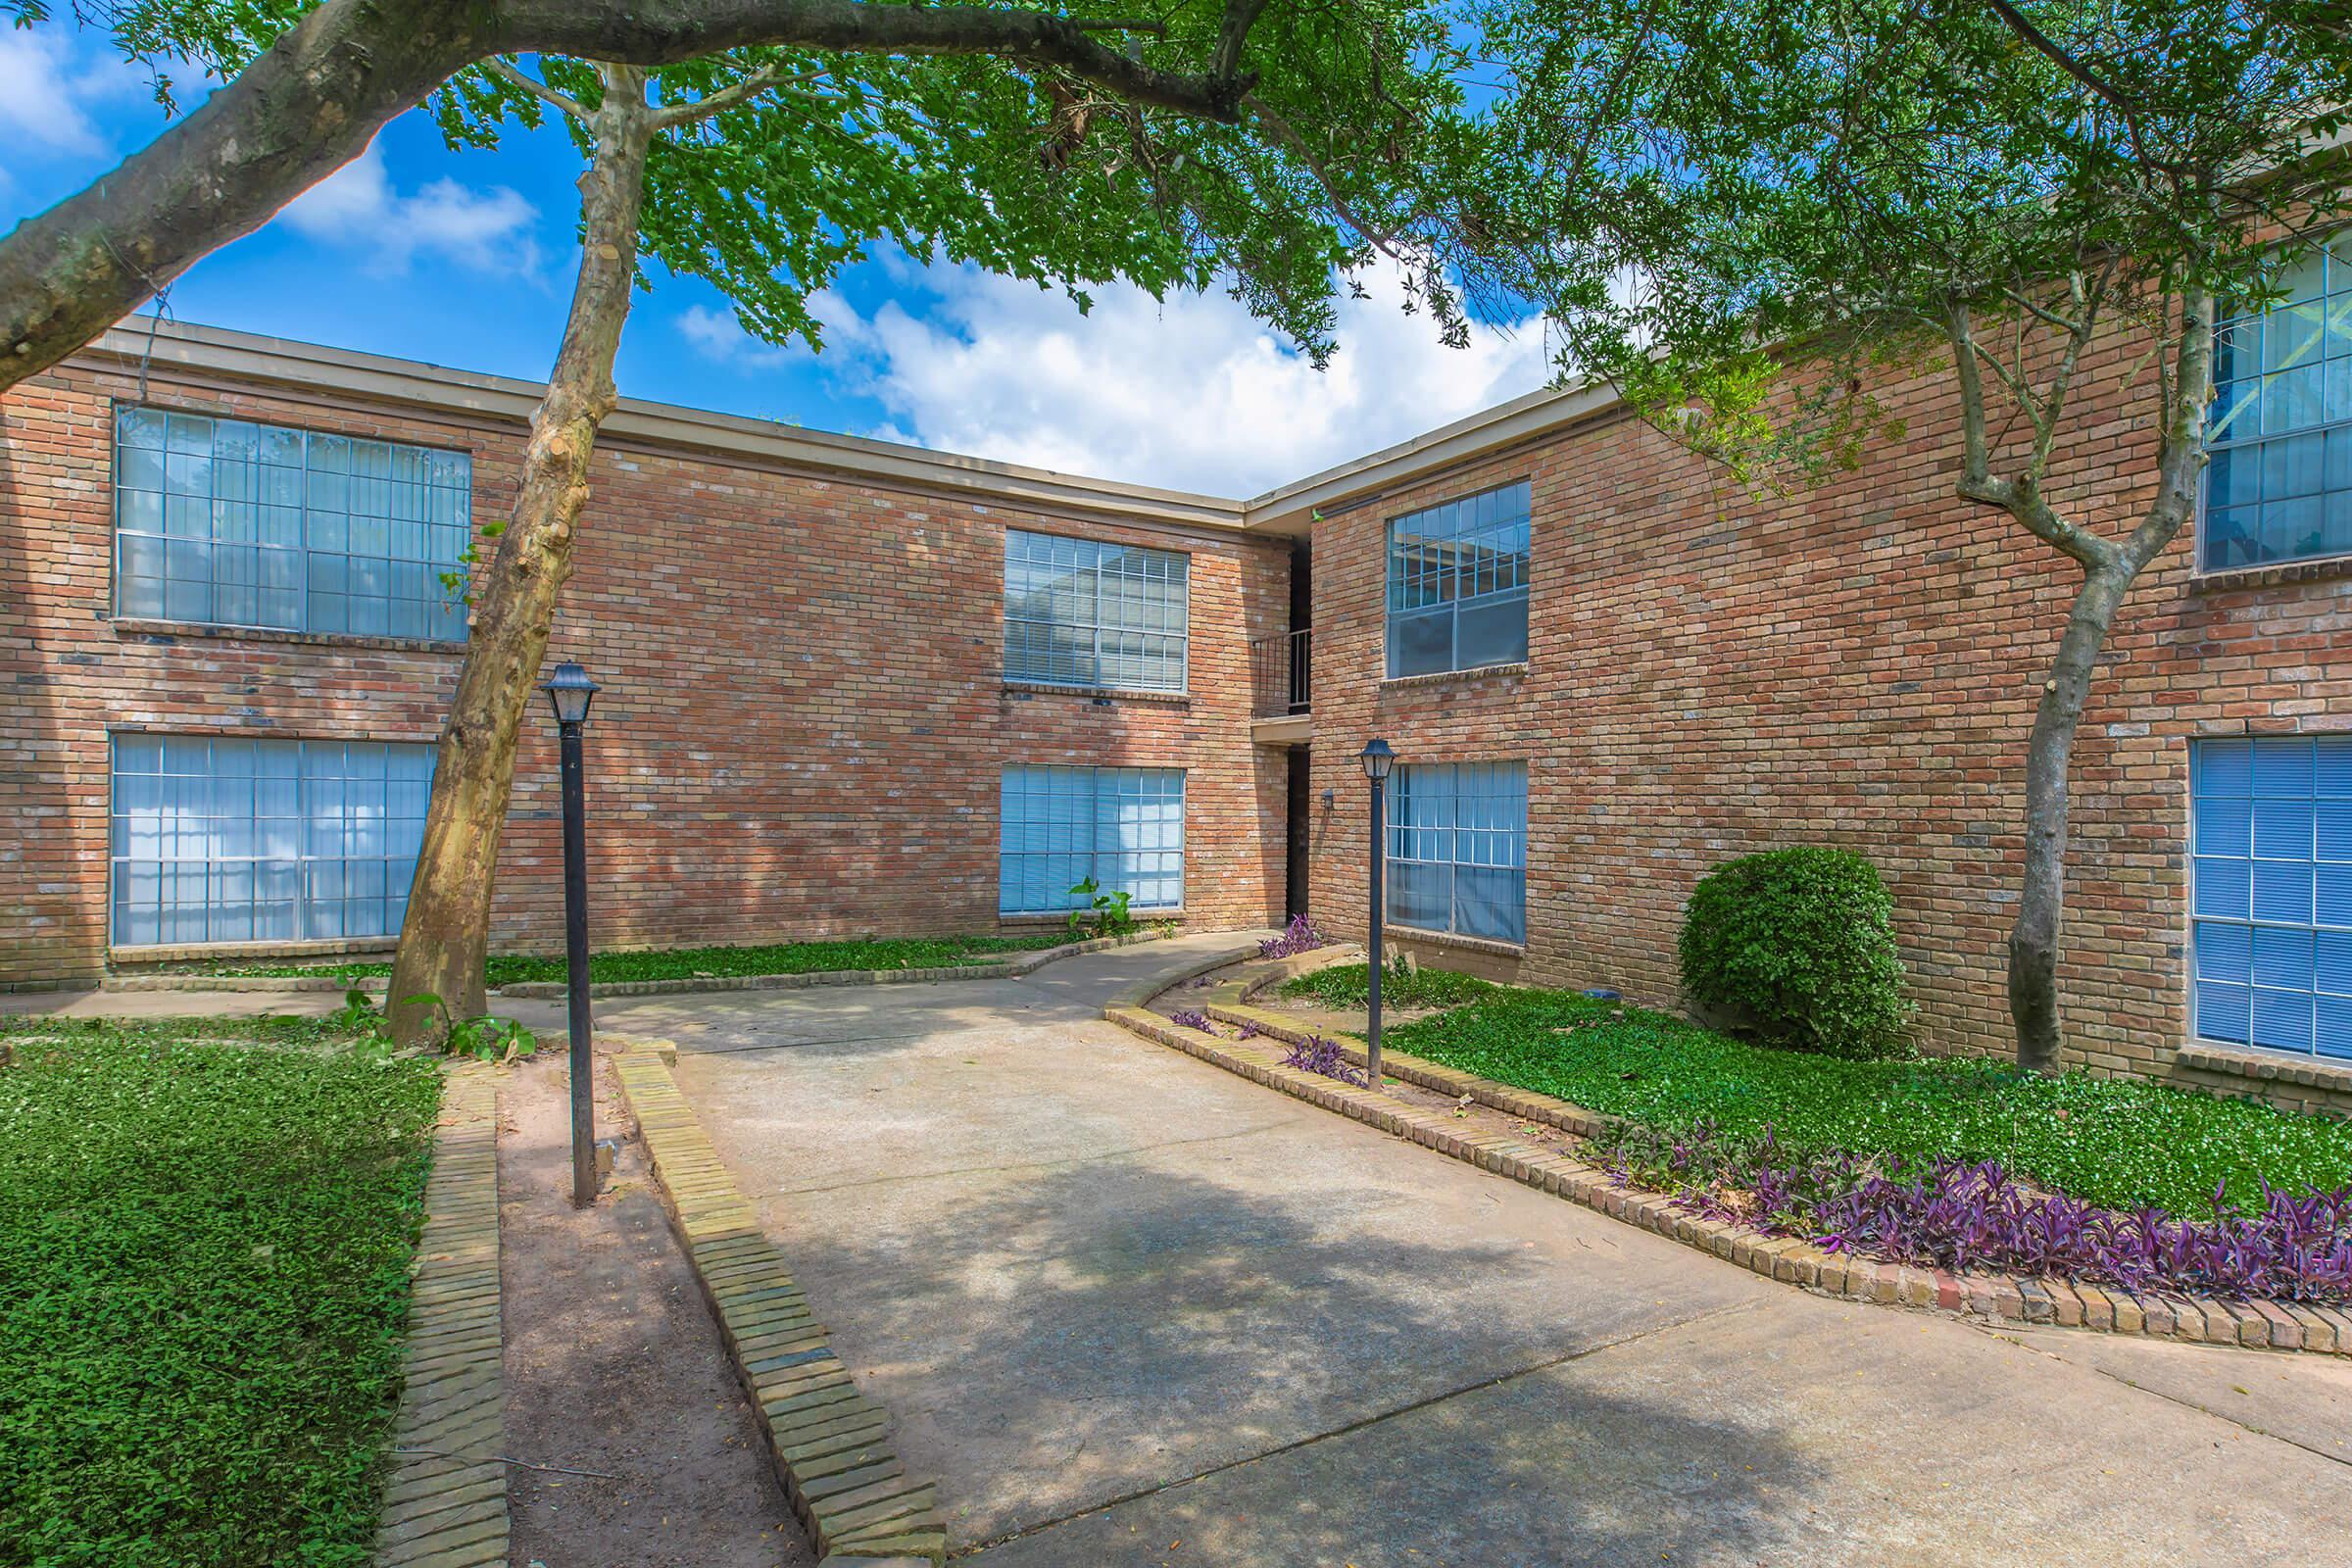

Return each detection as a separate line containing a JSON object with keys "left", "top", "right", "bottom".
{"left": 542, "top": 660, "right": 602, "bottom": 1207}
{"left": 1358, "top": 738, "right": 1395, "bottom": 1093}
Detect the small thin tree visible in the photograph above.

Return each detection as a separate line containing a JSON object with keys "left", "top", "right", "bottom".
{"left": 1477, "top": 0, "right": 2352, "bottom": 1068}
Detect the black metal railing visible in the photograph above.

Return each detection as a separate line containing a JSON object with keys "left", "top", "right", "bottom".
{"left": 1250, "top": 628, "right": 1311, "bottom": 718}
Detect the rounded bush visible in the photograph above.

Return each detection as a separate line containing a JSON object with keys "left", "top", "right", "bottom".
{"left": 1678, "top": 847, "right": 1913, "bottom": 1060}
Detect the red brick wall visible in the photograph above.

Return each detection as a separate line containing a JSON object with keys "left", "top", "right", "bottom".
{"left": 1305, "top": 337, "right": 2352, "bottom": 1092}
{"left": 0, "top": 357, "right": 1289, "bottom": 987}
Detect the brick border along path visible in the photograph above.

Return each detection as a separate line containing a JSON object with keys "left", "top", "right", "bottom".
{"left": 1105, "top": 954, "right": 2352, "bottom": 1360}
{"left": 613, "top": 1047, "right": 946, "bottom": 1567}
{"left": 371, "top": 1061, "right": 509, "bottom": 1568}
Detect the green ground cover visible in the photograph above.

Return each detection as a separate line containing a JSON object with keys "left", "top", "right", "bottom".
{"left": 1382, "top": 989, "right": 2352, "bottom": 1219}
{"left": 193, "top": 930, "right": 1084, "bottom": 987}
{"left": 1279, "top": 962, "right": 1496, "bottom": 1011}
{"left": 0, "top": 1016, "right": 441, "bottom": 1566}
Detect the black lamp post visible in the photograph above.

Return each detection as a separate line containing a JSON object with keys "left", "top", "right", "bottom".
{"left": 542, "top": 660, "right": 601, "bottom": 1207}
{"left": 1359, "top": 737, "right": 1395, "bottom": 1092}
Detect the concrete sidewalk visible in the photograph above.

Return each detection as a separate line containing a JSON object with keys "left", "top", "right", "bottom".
{"left": 641, "top": 932, "right": 2352, "bottom": 1566}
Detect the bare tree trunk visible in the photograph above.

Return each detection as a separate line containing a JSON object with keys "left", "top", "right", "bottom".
{"left": 387, "top": 66, "right": 653, "bottom": 1044}
{"left": 2008, "top": 563, "right": 2132, "bottom": 1073}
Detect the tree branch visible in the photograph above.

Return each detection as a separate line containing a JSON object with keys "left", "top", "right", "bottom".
{"left": 1212, "top": 0, "right": 1273, "bottom": 81}
{"left": 1243, "top": 90, "right": 1404, "bottom": 256}
{"left": 1, "top": 0, "right": 1273, "bottom": 393}
{"left": 1946, "top": 296, "right": 2116, "bottom": 571}
{"left": 652, "top": 60, "right": 790, "bottom": 127}
{"left": 2124, "top": 282, "right": 2216, "bottom": 570}
{"left": 484, "top": 57, "right": 589, "bottom": 120}
{"left": 1980, "top": 0, "right": 2135, "bottom": 112}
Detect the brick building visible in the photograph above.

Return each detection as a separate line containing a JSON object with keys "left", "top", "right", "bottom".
{"left": 5, "top": 288, "right": 2350, "bottom": 1110}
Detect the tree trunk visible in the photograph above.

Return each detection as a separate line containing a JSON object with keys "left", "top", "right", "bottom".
{"left": 2002, "top": 289, "right": 2211, "bottom": 1075}
{"left": 387, "top": 66, "right": 653, "bottom": 1045}
{"left": 2006, "top": 563, "right": 2131, "bottom": 1074}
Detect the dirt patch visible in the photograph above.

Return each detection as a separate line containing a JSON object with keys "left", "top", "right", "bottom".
{"left": 498, "top": 1051, "right": 813, "bottom": 1568}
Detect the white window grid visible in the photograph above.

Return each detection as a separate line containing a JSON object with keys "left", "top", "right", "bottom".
{"left": 2204, "top": 244, "right": 2352, "bottom": 571}
{"left": 2188, "top": 736, "right": 2352, "bottom": 1059}
{"left": 110, "top": 733, "right": 436, "bottom": 947}
{"left": 115, "top": 406, "right": 471, "bottom": 641}
{"left": 999, "top": 764, "right": 1185, "bottom": 914}
{"left": 1386, "top": 760, "right": 1528, "bottom": 944}
{"left": 1004, "top": 529, "right": 1189, "bottom": 692}
{"left": 1387, "top": 482, "right": 1533, "bottom": 677}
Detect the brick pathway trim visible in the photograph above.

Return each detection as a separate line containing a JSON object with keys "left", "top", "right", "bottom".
{"left": 1105, "top": 968, "right": 2352, "bottom": 1360}
{"left": 371, "top": 1060, "right": 510, "bottom": 1568}
{"left": 101, "top": 926, "right": 1173, "bottom": 1000}
{"left": 612, "top": 1049, "right": 947, "bottom": 1567}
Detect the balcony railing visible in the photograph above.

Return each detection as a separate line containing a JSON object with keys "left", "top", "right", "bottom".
{"left": 1250, "top": 628, "right": 1311, "bottom": 718}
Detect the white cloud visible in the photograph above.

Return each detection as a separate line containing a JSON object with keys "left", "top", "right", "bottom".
{"left": 0, "top": 27, "right": 154, "bottom": 157}
{"left": 681, "top": 304, "right": 800, "bottom": 369}
{"left": 280, "top": 145, "right": 541, "bottom": 278}
{"left": 678, "top": 263, "right": 1552, "bottom": 496}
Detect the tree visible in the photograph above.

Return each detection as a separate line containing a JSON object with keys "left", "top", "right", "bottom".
{"left": 3, "top": 0, "right": 1489, "bottom": 1039}
{"left": 1473, "top": 0, "right": 2352, "bottom": 1069}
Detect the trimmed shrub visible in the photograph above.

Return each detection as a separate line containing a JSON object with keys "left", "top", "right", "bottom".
{"left": 1678, "top": 847, "right": 1912, "bottom": 1060}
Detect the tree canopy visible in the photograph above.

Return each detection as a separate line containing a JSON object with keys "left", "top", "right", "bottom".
{"left": 1473, "top": 0, "right": 2352, "bottom": 472}
{"left": 1, "top": 0, "right": 1498, "bottom": 391}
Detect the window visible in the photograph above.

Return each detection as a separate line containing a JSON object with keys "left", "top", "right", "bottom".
{"left": 2204, "top": 247, "right": 2352, "bottom": 570}
{"left": 111, "top": 734, "right": 435, "bottom": 947}
{"left": 1004, "top": 529, "right": 1188, "bottom": 692}
{"left": 1387, "top": 760, "right": 1527, "bottom": 944}
{"left": 1387, "top": 481, "right": 1531, "bottom": 678}
{"left": 2189, "top": 736, "right": 2352, "bottom": 1059}
{"left": 999, "top": 765, "right": 1185, "bottom": 914}
{"left": 114, "top": 406, "right": 471, "bottom": 641}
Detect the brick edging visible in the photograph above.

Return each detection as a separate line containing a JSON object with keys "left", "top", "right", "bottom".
{"left": 1107, "top": 994, "right": 2352, "bottom": 1358}
{"left": 100, "top": 926, "right": 1173, "bottom": 1000}
{"left": 612, "top": 1049, "right": 947, "bottom": 1566}
{"left": 371, "top": 1061, "right": 509, "bottom": 1568}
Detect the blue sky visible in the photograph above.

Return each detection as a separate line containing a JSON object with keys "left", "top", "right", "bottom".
{"left": 2, "top": 24, "right": 1550, "bottom": 496}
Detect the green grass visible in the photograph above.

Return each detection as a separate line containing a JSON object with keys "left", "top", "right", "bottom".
{"left": 192, "top": 930, "right": 1087, "bottom": 987}
{"left": 1384, "top": 988, "right": 2352, "bottom": 1219}
{"left": 0, "top": 1018, "right": 441, "bottom": 1566}
{"left": 1280, "top": 962, "right": 1496, "bottom": 1011}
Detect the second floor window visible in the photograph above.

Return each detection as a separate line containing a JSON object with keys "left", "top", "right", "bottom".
{"left": 114, "top": 406, "right": 471, "bottom": 642}
{"left": 1388, "top": 481, "right": 1531, "bottom": 677}
{"left": 2206, "top": 246, "right": 2352, "bottom": 571}
{"left": 1004, "top": 528, "right": 1189, "bottom": 693}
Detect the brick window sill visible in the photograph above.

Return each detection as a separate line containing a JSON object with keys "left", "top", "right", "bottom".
{"left": 113, "top": 617, "right": 468, "bottom": 657}
{"left": 2187, "top": 554, "right": 2352, "bottom": 595}
{"left": 110, "top": 936, "right": 399, "bottom": 966}
{"left": 1000, "top": 680, "right": 1191, "bottom": 707}
{"left": 999, "top": 908, "right": 1185, "bottom": 927}
{"left": 2175, "top": 1040, "right": 2352, "bottom": 1097}
{"left": 1388, "top": 924, "right": 1527, "bottom": 959}
{"left": 1380, "top": 662, "right": 1529, "bottom": 695}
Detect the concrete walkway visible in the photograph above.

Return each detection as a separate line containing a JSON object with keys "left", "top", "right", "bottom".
{"left": 607, "top": 933, "right": 2352, "bottom": 1565}
{"left": 22, "top": 935, "right": 2352, "bottom": 1562}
